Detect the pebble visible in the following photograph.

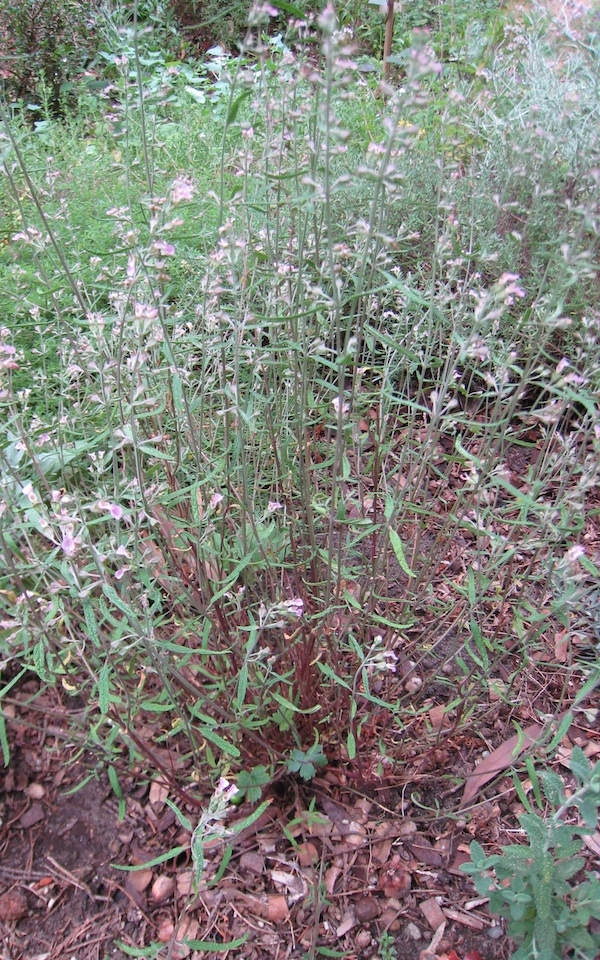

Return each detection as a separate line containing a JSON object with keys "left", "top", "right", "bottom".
{"left": 488, "top": 922, "right": 504, "bottom": 939}
{"left": 405, "top": 921, "right": 422, "bottom": 940}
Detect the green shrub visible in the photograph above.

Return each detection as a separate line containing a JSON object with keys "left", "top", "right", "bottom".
{"left": 0, "top": 0, "right": 101, "bottom": 113}
{"left": 462, "top": 747, "right": 600, "bottom": 960}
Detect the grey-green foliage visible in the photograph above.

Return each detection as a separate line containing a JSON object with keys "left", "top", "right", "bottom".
{"left": 461, "top": 745, "right": 600, "bottom": 960}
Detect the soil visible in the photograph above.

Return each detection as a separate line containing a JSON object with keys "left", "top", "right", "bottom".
{"left": 0, "top": 706, "right": 514, "bottom": 960}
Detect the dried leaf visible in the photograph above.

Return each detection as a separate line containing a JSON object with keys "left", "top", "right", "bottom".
{"left": 149, "top": 776, "right": 170, "bottom": 808}
{"left": 407, "top": 836, "right": 443, "bottom": 867}
{"left": 429, "top": 704, "right": 446, "bottom": 731}
{"left": 297, "top": 841, "right": 319, "bottom": 867}
{"left": 336, "top": 911, "right": 357, "bottom": 937}
{"left": 324, "top": 864, "right": 342, "bottom": 895}
{"left": 460, "top": 722, "right": 543, "bottom": 806}
{"left": 236, "top": 893, "right": 289, "bottom": 923}
{"left": 554, "top": 629, "right": 569, "bottom": 663}
{"left": 271, "top": 869, "right": 306, "bottom": 901}
{"left": 582, "top": 831, "right": 600, "bottom": 857}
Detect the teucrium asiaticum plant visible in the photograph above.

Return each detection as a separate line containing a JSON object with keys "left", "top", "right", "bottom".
{"left": 461, "top": 745, "right": 600, "bottom": 960}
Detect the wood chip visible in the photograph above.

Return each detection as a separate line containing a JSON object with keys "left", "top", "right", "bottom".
{"left": 420, "top": 897, "right": 446, "bottom": 930}
{"left": 336, "top": 911, "right": 358, "bottom": 937}
{"left": 442, "top": 906, "right": 485, "bottom": 930}
{"left": 19, "top": 803, "right": 45, "bottom": 828}
{"left": 240, "top": 851, "right": 265, "bottom": 874}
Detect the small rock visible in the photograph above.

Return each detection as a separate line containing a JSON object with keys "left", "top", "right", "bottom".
{"left": 24, "top": 783, "right": 45, "bottom": 800}
{"left": 0, "top": 890, "right": 28, "bottom": 923}
{"left": 405, "top": 921, "right": 422, "bottom": 940}
{"left": 157, "top": 918, "right": 175, "bottom": 942}
{"left": 488, "top": 922, "right": 504, "bottom": 939}
{"left": 128, "top": 868, "right": 153, "bottom": 894}
{"left": 354, "top": 896, "right": 380, "bottom": 922}
{"left": 151, "top": 874, "right": 175, "bottom": 903}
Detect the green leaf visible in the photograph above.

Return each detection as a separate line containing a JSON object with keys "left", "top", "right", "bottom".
{"left": 108, "top": 765, "right": 122, "bottom": 800}
{"left": 388, "top": 528, "right": 414, "bottom": 577}
{"left": 269, "top": 0, "right": 305, "bottom": 18}
{"left": 347, "top": 729, "right": 356, "bottom": 760}
{"left": 98, "top": 663, "right": 110, "bottom": 715}
{"left": 116, "top": 941, "right": 161, "bottom": 958}
{"left": 185, "top": 936, "right": 248, "bottom": 951}
{"left": 230, "top": 798, "right": 272, "bottom": 835}
{"left": 198, "top": 725, "right": 240, "bottom": 759}
{"left": 532, "top": 851, "right": 554, "bottom": 919}
{"left": 165, "top": 798, "right": 193, "bottom": 833}
{"left": 226, "top": 89, "right": 252, "bottom": 126}
{"left": 0, "top": 716, "right": 10, "bottom": 766}
{"left": 578, "top": 795, "right": 599, "bottom": 829}
{"left": 570, "top": 745, "right": 592, "bottom": 785}
{"left": 519, "top": 813, "right": 548, "bottom": 854}
{"left": 209, "top": 843, "right": 232, "bottom": 887}
{"left": 539, "top": 770, "right": 565, "bottom": 807}
{"left": 113, "top": 845, "right": 189, "bottom": 871}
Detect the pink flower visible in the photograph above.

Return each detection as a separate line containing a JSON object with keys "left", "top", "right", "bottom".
{"left": 171, "top": 179, "right": 195, "bottom": 205}
{"left": 152, "top": 240, "right": 175, "bottom": 256}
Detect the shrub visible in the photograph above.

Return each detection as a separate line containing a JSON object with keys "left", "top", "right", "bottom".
{"left": 0, "top": 0, "right": 101, "bottom": 114}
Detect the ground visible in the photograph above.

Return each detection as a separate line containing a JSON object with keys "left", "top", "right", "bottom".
{"left": 1, "top": 672, "right": 598, "bottom": 960}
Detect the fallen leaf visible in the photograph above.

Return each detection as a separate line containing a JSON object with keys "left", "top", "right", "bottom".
{"left": 149, "top": 776, "right": 170, "bottom": 808}
{"left": 461, "top": 722, "right": 544, "bottom": 806}
{"left": 429, "top": 704, "right": 446, "bottom": 731}
{"left": 583, "top": 831, "right": 600, "bottom": 857}
{"left": 271, "top": 869, "right": 306, "bottom": 901}
{"left": 236, "top": 893, "right": 289, "bottom": 922}
{"left": 407, "top": 836, "right": 443, "bottom": 867}
{"left": 297, "top": 841, "right": 319, "bottom": 867}
{"left": 381, "top": 865, "right": 412, "bottom": 899}
{"left": 336, "top": 910, "right": 357, "bottom": 937}
{"left": 554, "top": 629, "right": 569, "bottom": 663}
{"left": 324, "top": 864, "right": 342, "bottom": 895}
